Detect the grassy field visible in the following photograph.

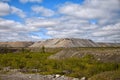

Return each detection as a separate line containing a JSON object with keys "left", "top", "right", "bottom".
{"left": 0, "top": 47, "right": 120, "bottom": 79}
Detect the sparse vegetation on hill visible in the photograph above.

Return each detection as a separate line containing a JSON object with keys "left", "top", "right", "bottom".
{"left": 0, "top": 47, "right": 120, "bottom": 79}
{"left": 49, "top": 47, "right": 120, "bottom": 62}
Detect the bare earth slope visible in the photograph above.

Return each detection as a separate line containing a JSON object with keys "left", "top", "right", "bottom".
{"left": 30, "top": 38, "right": 99, "bottom": 48}
{"left": 49, "top": 48, "right": 120, "bottom": 62}
{"left": 97, "top": 43, "right": 120, "bottom": 47}
{"left": 0, "top": 38, "right": 120, "bottom": 48}
{"left": 0, "top": 42, "right": 34, "bottom": 48}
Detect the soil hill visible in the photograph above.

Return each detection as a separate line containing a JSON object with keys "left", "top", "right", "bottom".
{"left": 97, "top": 42, "right": 120, "bottom": 47}
{"left": 49, "top": 48, "right": 120, "bottom": 62}
{"left": 30, "top": 38, "right": 99, "bottom": 48}
{"left": 0, "top": 42, "right": 34, "bottom": 48}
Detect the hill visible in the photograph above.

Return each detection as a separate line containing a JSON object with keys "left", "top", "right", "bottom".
{"left": 30, "top": 38, "right": 99, "bottom": 47}
{"left": 97, "top": 42, "right": 120, "bottom": 47}
{"left": 0, "top": 42, "right": 34, "bottom": 48}
{"left": 0, "top": 38, "right": 120, "bottom": 48}
{"left": 49, "top": 48, "right": 120, "bottom": 62}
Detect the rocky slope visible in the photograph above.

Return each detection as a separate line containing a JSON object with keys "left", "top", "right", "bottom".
{"left": 0, "top": 42, "right": 34, "bottom": 48}
{"left": 97, "top": 42, "right": 120, "bottom": 47}
{"left": 49, "top": 48, "right": 120, "bottom": 62}
{"left": 30, "top": 38, "right": 99, "bottom": 48}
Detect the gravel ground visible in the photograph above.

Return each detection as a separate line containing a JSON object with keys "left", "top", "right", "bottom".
{"left": 0, "top": 72, "right": 80, "bottom": 80}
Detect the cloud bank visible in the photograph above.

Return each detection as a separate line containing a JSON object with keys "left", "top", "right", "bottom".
{"left": 0, "top": 0, "right": 120, "bottom": 42}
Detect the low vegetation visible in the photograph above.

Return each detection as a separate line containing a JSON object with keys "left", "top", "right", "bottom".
{"left": 0, "top": 47, "right": 120, "bottom": 79}
{"left": 88, "top": 70, "right": 120, "bottom": 80}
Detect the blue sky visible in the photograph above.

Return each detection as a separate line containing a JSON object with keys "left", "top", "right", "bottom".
{"left": 0, "top": 0, "right": 120, "bottom": 42}
{"left": 4, "top": 0, "right": 84, "bottom": 21}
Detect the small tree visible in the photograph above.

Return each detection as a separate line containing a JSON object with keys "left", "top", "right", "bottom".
{"left": 42, "top": 46, "right": 45, "bottom": 53}
{"left": 2, "top": 44, "right": 9, "bottom": 54}
{"left": 21, "top": 48, "right": 25, "bottom": 53}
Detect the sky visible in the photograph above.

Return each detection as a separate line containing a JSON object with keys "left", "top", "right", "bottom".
{"left": 0, "top": 0, "right": 120, "bottom": 42}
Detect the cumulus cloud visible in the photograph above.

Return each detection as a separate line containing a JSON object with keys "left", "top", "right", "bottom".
{"left": 26, "top": 17, "right": 59, "bottom": 27}
{"left": 48, "top": 0, "right": 120, "bottom": 42}
{"left": 20, "top": 0, "right": 42, "bottom": 3}
{"left": 0, "top": 0, "right": 120, "bottom": 42}
{"left": 0, "top": 18, "right": 41, "bottom": 41}
{"left": 92, "top": 23, "right": 120, "bottom": 37}
{"left": 32, "top": 6, "right": 55, "bottom": 17}
{"left": 59, "top": 0, "right": 120, "bottom": 20}
{"left": 0, "top": 2, "right": 10, "bottom": 16}
{"left": 0, "top": 32, "right": 41, "bottom": 41}
{"left": 45, "top": 18, "right": 98, "bottom": 39}
{"left": 0, "top": 2, "right": 26, "bottom": 18}
{"left": 0, "top": 18, "right": 26, "bottom": 32}
{"left": 11, "top": 6, "right": 26, "bottom": 18}
{"left": 90, "top": 22, "right": 120, "bottom": 42}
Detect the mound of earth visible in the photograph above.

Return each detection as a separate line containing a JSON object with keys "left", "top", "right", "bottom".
{"left": 49, "top": 48, "right": 120, "bottom": 62}
{"left": 30, "top": 38, "right": 99, "bottom": 48}
{"left": 97, "top": 42, "right": 120, "bottom": 47}
{"left": 0, "top": 42, "right": 34, "bottom": 48}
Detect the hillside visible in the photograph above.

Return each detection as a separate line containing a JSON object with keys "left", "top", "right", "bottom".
{"left": 30, "top": 38, "right": 99, "bottom": 47}
{"left": 97, "top": 42, "right": 120, "bottom": 47}
{"left": 49, "top": 48, "right": 120, "bottom": 62}
{"left": 0, "top": 42, "right": 34, "bottom": 48}
{"left": 0, "top": 38, "right": 120, "bottom": 48}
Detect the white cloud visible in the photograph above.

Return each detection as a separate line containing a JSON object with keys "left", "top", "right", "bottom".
{"left": 0, "top": 18, "right": 42, "bottom": 41}
{"left": 0, "top": 2, "right": 10, "bottom": 16}
{"left": 20, "top": 0, "right": 42, "bottom": 3}
{"left": 31, "top": 35, "right": 42, "bottom": 40}
{"left": 0, "top": 2, "right": 26, "bottom": 18}
{"left": 32, "top": 6, "right": 55, "bottom": 17}
{"left": 0, "top": 0, "right": 120, "bottom": 42}
{"left": 26, "top": 18, "right": 59, "bottom": 27}
{"left": 102, "top": 23, "right": 120, "bottom": 31}
{"left": 91, "top": 22, "right": 120, "bottom": 42}
{"left": 59, "top": 0, "right": 120, "bottom": 21}
{"left": 11, "top": 6, "right": 26, "bottom": 18}
{"left": 0, "top": 18, "right": 26, "bottom": 32}
{"left": 53, "top": 0, "right": 120, "bottom": 42}
{"left": 92, "top": 23, "right": 120, "bottom": 37}
{"left": 0, "top": 32, "right": 41, "bottom": 41}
